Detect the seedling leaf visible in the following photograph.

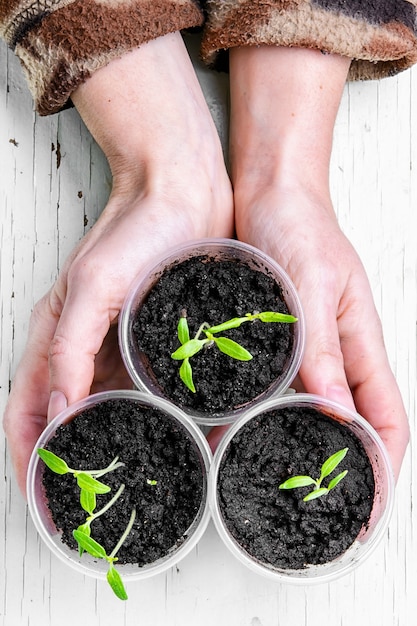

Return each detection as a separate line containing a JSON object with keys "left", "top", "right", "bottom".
{"left": 73, "top": 529, "right": 107, "bottom": 559}
{"left": 213, "top": 336, "right": 253, "bottom": 361}
{"left": 171, "top": 339, "right": 206, "bottom": 360}
{"left": 279, "top": 476, "right": 316, "bottom": 490}
{"left": 80, "top": 488, "right": 97, "bottom": 514}
{"left": 75, "top": 522, "right": 91, "bottom": 556}
{"left": 303, "top": 488, "right": 329, "bottom": 502}
{"left": 179, "top": 358, "right": 195, "bottom": 393}
{"left": 327, "top": 470, "right": 348, "bottom": 491}
{"left": 177, "top": 316, "right": 190, "bottom": 345}
{"left": 258, "top": 311, "right": 298, "bottom": 323}
{"left": 76, "top": 472, "right": 111, "bottom": 494}
{"left": 207, "top": 316, "right": 249, "bottom": 334}
{"left": 37, "top": 449, "right": 70, "bottom": 475}
{"left": 320, "top": 447, "right": 349, "bottom": 481}
{"left": 107, "top": 564, "right": 128, "bottom": 601}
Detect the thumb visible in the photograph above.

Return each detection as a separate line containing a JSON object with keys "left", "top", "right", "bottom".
{"left": 298, "top": 311, "right": 355, "bottom": 411}
{"left": 47, "top": 285, "right": 112, "bottom": 419}
{"left": 47, "top": 390, "right": 68, "bottom": 423}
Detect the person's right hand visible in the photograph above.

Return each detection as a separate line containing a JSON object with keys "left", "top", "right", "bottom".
{"left": 3, "top": 32, "right": 234, "bottom": 496}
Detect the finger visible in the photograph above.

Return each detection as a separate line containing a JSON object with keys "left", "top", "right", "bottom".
{"left": 340, "top": 312, "right": 409, "bottom": 480}
{"left": 47, "top": 270, "right": 115, "bottom": 413}
{"left": 300, "top": 264, "right": 409, "bottom": 481}
{"left": 3, "top": 293, "right": 58, "bottom": 496}
{"left": 90, "top": 324, "right": 133, "bottom": 393}
{"left": 297, "top": 280, "right": 355, "bottom": 410}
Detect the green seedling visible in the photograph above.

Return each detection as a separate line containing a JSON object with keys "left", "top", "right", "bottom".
{"left": 279, "top": 447, "right": 349, "bottom": 502}
{"left": 76, "top": 484, "right": 125, "bottom": 555}
{"left": 37, "top": 448, "right": 124, "bottom": 512}
{"left": 38, "top": 448, "right": 136, "bottom": 600}
{"left": 76, "top": 479, "right": 157, "bottom": 554}
{"left": 74, "top": 508, "right": 136, "bottom": 600}
{"left": 171, "top": 310, "right": 297, "bottom": 393}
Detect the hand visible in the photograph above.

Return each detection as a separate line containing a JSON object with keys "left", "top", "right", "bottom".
{"left": 222, "top": 45, "right": 409, "bottom": 479}
{"left": 3, "top": 32, "right": 234, "bottom": 496}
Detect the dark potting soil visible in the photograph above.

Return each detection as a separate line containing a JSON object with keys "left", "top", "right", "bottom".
{"left": 41, "top": 398, "right": 205, "bottom": 567}
{"left": 133, "top": 256, "right": 295, "bottom": 415}
{"left": 218, "top": 406, "right": 375, "bottom": 570}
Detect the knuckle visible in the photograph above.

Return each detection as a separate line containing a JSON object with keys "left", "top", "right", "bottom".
{"left": 314, "top": 339, "right": 344, "bottom": 367}
{"left": 48, "top": 333, "right": 71, "bottom": 362}
{"left": 66, "top": 253, "right": 107, "bottom": 295}
{"left": 66, "top": 255, "right": 94, "bottom": 287}
{"left": 317, "top": 265, "right": 340, "bottom": 294}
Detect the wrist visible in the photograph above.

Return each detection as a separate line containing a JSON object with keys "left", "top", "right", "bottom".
{"left": 71, "top": 31, "right": 232, "bottom": 221}
{"left": 71, "top": 32, "right": 205, "bottom": 172}
{"left": 229, "top": 45, "right": 350, "bottom": 197}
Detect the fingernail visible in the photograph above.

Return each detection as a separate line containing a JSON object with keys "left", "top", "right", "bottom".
{"left": 47, "top": 391, "right": 68, "bottom": 423}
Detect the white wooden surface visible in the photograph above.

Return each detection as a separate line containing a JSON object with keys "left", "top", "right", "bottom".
{"left": 1, "top": 35, "right": 416, "bottom": 626}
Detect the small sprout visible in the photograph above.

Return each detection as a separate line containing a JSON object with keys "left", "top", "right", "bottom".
{"left": 171, "top": 310, "right": 297, "bottom": 393}
{"left": 279, "top": 447, "right": 349, "bottom": 502}
{"left": 38, "top": 449, "right": 125, "bottom": 513}
{"left": 38, "top": 448, "right": 134, "bottom": 600}
{"left": 75, "top": 484, "right": 126, "bottom": 555}
{"left": 73, "top": 508, "right": 136, "bottom": 600}
{"left": 146, "top": 479, "right": 158, "bottom": 486}
{"left": 37, "top": 449, "right": 124, "bottom": 495}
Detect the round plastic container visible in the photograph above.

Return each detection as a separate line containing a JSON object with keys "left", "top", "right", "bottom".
{"left": 209, "top": 393, "right": 394, "bottom": 584}
{"left": 119, "top": 238, "right": 305, "bottom": 426}
{"left": 27, "top": 390, "right": 212, "bottom": 583}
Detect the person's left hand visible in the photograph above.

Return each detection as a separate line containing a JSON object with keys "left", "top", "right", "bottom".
{"left": 208, "top": 45, "right": 409, "bottom": 479}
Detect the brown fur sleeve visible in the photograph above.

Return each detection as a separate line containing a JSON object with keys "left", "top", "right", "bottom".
{"left": 1, "top": 0, "right": 204, "bottom": 115}
{"left": 201, "top": 0, "right": 417, "bottom": 80}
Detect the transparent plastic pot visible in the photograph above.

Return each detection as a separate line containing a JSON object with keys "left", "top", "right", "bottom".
{"left": 209, "top": 393, "right": 394, "bottom": 584}
{"left": 27, "top": 390, "right": 212, "bottom": 584}
{"left": 119, "top": 238, "right": 305, "bottom": 426}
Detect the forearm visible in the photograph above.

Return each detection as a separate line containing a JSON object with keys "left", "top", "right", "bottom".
{"left": 229, "top": 46, "right": 350, "bottom": 204}
{"left": 72, "top": 33, "right": 204, "bottom": 185}
{"left": 71, "top": 32, "right": 231, "bottom": 213}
